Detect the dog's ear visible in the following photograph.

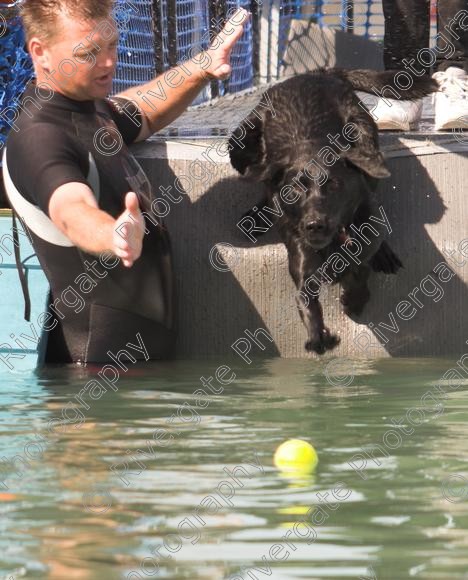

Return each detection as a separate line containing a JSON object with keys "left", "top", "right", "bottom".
{"left": 344, "top": 149, "right": 391, "bottom": 179}
{"left": 343, "top": 112, "right": 391, "bottom": 179}
{"left": 229, "top": 108, "right": 267, "bottom": 181}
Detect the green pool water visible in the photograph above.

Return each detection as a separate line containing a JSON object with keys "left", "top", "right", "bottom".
{"left": 1, "top": 356, "right": 468, "bottom": 580}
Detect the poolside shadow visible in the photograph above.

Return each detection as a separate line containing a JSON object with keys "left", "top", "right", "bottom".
{"left": 184, "top": 139, "right": 468, "bottom": 358}
{"left": 358, "top": 140, "right": 468, "bottom": 356}
{"left": 138, "top": 136, "right": 467, "bottom": 358}
{"left": 138, "top": 157, "right": 281, "bottom": 359}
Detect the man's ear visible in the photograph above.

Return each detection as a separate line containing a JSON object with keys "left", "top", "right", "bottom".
{"left": 229, "top": 107, "right": 267, "bottom": 181}
{"left": 29, "top": 37, "right": 51, "bottom": 71}
{"left": 344, "top": 143, "right": 391, "bottom": 179}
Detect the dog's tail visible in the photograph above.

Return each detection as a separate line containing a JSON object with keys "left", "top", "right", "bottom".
{"left": 332, "top": 68, "right": 439, "bottom": 100}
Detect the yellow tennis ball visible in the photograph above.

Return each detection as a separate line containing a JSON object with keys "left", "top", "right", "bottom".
{"left": 274, "top": 439, "right": 318, "bottom": 473}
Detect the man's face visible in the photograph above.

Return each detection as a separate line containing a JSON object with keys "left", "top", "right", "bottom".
{"left": 38, "top": 11, "right": 118, "bottom": 100}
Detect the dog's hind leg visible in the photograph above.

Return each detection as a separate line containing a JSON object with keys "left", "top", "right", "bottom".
{"left": 340, "top": 265, "right": 372, "bottom": 317}
{"left": 370, "top": 241, "right": 403, "bottom": 274}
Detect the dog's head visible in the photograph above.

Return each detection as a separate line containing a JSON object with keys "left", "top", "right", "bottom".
{"left": 274, "top": 153, "right": 380, "bottom": 249}
{"left": 229, "top": 88, "right": 390, "bottom": 250}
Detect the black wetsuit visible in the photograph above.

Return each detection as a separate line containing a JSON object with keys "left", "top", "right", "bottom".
{"left": 3, "top": 79, "right": 176, "bottom": 363}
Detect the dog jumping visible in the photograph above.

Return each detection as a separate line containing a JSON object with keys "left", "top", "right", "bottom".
{"left": 229, "top": 68, "right": 438, "bottom": 354}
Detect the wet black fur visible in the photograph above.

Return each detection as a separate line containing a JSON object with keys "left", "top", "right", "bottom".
{"left": 229, "top": 68, "right": 438, "bottom": 354}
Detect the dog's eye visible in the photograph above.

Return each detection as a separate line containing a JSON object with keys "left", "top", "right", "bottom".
{"left": 324, "top": 178, "right": 340, "bottom": 193}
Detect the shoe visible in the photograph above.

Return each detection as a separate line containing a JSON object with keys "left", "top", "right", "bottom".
{"left": 355, "top": 91, "right": 423, "bottom": 131}
{"left": 432, "top": 67, "right": 468, "bottom": 130}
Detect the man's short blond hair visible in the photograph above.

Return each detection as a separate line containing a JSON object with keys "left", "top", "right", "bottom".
{"left": 20, "top": 0, "right": 115, "bottom": 45}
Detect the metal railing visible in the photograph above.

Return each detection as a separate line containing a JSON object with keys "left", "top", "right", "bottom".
{"left": 1, "top": 0, "right": 424, "bottom": 151}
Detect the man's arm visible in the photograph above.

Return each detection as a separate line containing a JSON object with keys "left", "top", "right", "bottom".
{"left": 114, "top": 8, "right": 249, "bottom": 141}
{"left": 48, "top": 182, "right": 145, "bottom": 268}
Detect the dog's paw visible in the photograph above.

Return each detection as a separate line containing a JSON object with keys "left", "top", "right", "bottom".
{"left": 341, "top": 288, "right": 370, "bottom": 317}
{"left": 305, "top": 329, "right": 340, "bottom": 355}
{"left": 370, "top": 241, "right": 403, "bottom": 274}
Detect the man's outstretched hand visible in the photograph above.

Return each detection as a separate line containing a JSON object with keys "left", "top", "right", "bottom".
{"left": 204, "top": 8, "right": 250, "bottom": 80}
{"left": 112, "top": 8, "right": 248, "bottom": 265}
{"left": 113, "top": 191, "right": 146, "bottom": 267}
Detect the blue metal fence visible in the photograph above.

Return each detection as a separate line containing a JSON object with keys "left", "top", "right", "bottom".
{"left": 226, "top": 0, "right": 254, "bottom": 93}
{"left": 111, "top": 0, "right": 379, "bottom": 95}
{"left": 113, "top": 0, "right": 256, "bottom": 100}
{"left": 0, "top": 9, "right": 33, "bottom": 161}
{"left": 0, "top": 0, "right": 387, "bottom": 154}
{"left": 113, "top": 0, "right": 155, "bottom": 91}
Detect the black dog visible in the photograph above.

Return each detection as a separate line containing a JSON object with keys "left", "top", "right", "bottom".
{"left": 229, "top": 69, "right": 438, "bottom": 354}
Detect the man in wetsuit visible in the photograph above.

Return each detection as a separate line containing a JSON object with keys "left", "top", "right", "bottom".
{"left": 2, "top": 0, "right": 248, "bottom": 364}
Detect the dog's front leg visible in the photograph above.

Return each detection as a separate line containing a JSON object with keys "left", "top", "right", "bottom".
{"left": 296, "top": 291, "right": 341, "bottom": 355}
{"left": 286, "top": 240, "right": 340, "bottom": 354}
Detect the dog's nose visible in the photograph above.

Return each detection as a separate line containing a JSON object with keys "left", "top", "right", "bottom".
{"left": 305, "top": 220, "right": 327, "bottom": 233}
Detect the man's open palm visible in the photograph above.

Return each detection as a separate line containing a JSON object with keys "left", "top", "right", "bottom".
{"left": 113, "top": 192, "right": 145, "bottom": 267}
{"left": 205, "top": 8, "right": 250, "bottom": 80}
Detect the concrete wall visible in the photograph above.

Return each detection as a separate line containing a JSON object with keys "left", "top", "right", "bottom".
{"left": 133, "top": 134, "right": 468, "bottom": 359}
